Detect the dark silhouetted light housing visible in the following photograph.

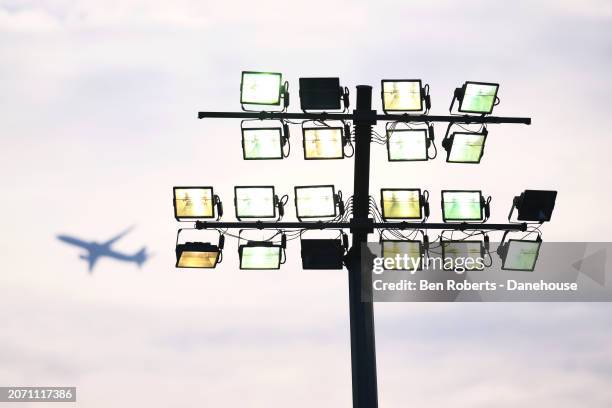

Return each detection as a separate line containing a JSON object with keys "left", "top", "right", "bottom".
{"left": 301, "top": 239, "right": 345, "bottom": 269}
{"left": 514, "top": 190, "right": 558, "bottom": 222}
{"left": 299, "top": 77, "right": 342, "bottom": 110}
{"left": 176, "top": 242, "right": 221, "bottom": 268}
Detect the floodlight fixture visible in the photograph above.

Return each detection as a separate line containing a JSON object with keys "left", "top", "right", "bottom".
{"left": 497, "top": 232, "right": 542, "bottom": 271}
{"left": 241, "top": 127, "right": 287, "bottom": 160}
{"left": 441, "top": 190, "right": 490, "bottom": 222}
{"left": 175, "top": 232, "right": 225, "bottom": 269}
{"left": 240, "top": 71, "right": 288, "bottom": 109}
{"left": 380, "top": 239, "right": 425, "bottom": 271}
{"left": 381, "top": 79, "right": 431, "bottom": 113}
{"left": 173, "top": 187, "right": 223, "bottom": 220}
{"left": 234, "top": 186, "right": 285, "bottom": 220}
{"left": 300, "top": 232, "right": 348, "bottom": 270}
{"left": 294, "top": 185, "right": 343, "bottom": 220}
{"left": 386, "top": 125, "right": 435, "bottom": 162}
{"left": 442, "top": 129, "right": 488, "bottom": 164}
{"left": 303, "top": 126, "right": 346, "bottom": 159}
{"left": 299, "top": 77, "right": 349, "bottom": 111}
{"left": 450, "top": 81, "right": 499, "bottom": 115}
{"left": 509, "top": 190, "right": 558, "bottom": 222}
{"left": 380, "top": 189, "right": 430, "bottom": 220}
{"left": 441, "top": 240, "right": 485, "bottom": 271}
{"left": 239, "top": 238, "right": 285, "bottom": 270}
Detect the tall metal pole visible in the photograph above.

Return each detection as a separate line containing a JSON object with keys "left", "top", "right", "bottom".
{"left": 346, "top": 85, "right": 378, "bottom": 408}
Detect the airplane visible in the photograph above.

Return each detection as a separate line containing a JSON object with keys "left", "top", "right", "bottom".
{"left": 57, "top": 227, "right": 148, "bottom": 273}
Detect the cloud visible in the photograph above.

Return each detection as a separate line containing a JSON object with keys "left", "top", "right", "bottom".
{"left": 1, "top": 0, "right": 612, "bottom": 406}
{"left": 0, "top": 5, "right": 60, "bottom": 32}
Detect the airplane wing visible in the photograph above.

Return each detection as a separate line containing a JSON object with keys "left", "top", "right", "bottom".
{"left": 57, "top": 235, "right": 95, "bottom": 250}
{"left": 102, "top": 226, "right": 134, "bottom": 247}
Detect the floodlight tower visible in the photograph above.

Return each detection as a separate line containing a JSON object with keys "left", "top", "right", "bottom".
{"left": 345, "top": 85, "right": 378, "bottom": 406}
{"left": 186, "top": 74, "right": 541, "bottom": 408}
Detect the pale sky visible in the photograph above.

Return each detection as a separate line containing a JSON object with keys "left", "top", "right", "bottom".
{"left": 1, "top": 0, "right": 612, "bottom": 406}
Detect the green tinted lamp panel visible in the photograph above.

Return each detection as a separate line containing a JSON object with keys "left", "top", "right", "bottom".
{"left": 442, "top": 191, "right": 483, "bottom": 221}
{"left": 240, "top": 245, "right": 282, "bottom": 269}
{"left": 240, "top": 71, "right": 282, "bottom": 105}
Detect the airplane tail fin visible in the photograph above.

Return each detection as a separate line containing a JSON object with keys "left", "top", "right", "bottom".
{"left": 134, "top": 247, "right": 148, "bottom": 267}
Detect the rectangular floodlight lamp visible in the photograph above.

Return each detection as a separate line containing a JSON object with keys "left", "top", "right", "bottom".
{"left": 442, "top": 240, "right": 485, "bottom": 271}
{"left": 234, "top": 186, "right": 276, "bottom": 219}
{"left": 240, "top": 71, "right": 283, "bottom": 105}
{"left": 502, "top": 239, "right": 542, "bottom": 271}
{"left": 387, "top": 129, "right": 428, "bottom": 161}
{"left": 173, "top": 187, "right": 215, "bottom": 219}
{"left": 515, "top": 190, "right": 558, "bottom": 222}
{"left": 381, "top": 189, "right": 422, "bottom": 220}
{"left": 242, "top": 127, "right": 283, "bottom": 159}
{"left": 301, "top": 239, "right": 345, "bottom": 269}
{"left": 239, "top": 242, "right": 282, "bottom": 270}
{"left": 303, "top": 127, "right": 344, "bottom": 159}
{"left": 299, "top": 77, "right": 341, "bottom": 110}
{"left": 381, "top": 240, "right": 423, "bottom": 271}
{"left": 176, "top": 242, "right": 221, "bottom": 268}
{"left": 295, "top": 185, "right": 337, "bottom": 219}
{"left": 458, "top": 81, "right": 499, "bottom": 114}
{"left": 381, "top": 80, "right": 423, "bottom": 112}
{"left": 446, "top": 132, "right": 487, "bottom": 163}
{"left": 441, "top": 190, "right": 484, "bottom": 222}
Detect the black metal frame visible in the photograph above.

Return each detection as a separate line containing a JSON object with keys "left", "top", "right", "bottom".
{"left": 195, "top": 83, "right": 532, "bottom": 408}
{"left": 195, "top": 220, "right": 527, "bottom": 231}
{"left": 198, "top": 110, "right": 531, "bottom": 125}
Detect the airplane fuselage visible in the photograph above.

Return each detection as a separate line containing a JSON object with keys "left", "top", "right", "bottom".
{"left": 57, "top": 231, "right": 147, "bottom": 272}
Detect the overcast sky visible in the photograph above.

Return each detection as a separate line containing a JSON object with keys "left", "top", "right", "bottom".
{"left": 1, "top": 0, "right": 612, "bottom": 406}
